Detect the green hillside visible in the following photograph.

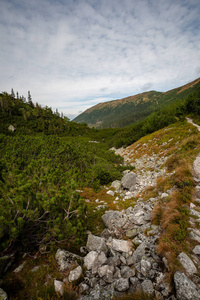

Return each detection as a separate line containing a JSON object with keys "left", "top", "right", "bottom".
{"left": 73, "top": 77, "right": 200, "bottom": 128}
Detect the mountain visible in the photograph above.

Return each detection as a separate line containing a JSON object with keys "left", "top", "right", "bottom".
{"left": 73, "top": 77, "right": 200, "bottom": 128}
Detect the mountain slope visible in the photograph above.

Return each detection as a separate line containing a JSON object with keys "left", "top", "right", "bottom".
{"left": 73, "top": 77, "right": 200, "bottom": 128}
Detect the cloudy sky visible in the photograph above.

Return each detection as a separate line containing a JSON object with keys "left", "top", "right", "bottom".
{"left": 0, "top": 0, "right": 200, "bottom": 119}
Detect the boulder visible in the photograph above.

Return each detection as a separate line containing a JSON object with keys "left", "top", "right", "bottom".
{"left": 178, "top": 252, "right": 197, "bottom": 275}
{"left": 102, "top": 210, "right": 127, "bottom": 231}
{"left": 86, "top": 234, "right": 107, "bottom": 253}
{"left": 54, "top": 280, "right": 65, "bottom": 296}
{"left": 109, "top": 238, "right": 133, "bottom": 253}
{"left": 111, "top": 180, "right": 121, "bottom": 190}
{"left": 55, "top": 249, "right": 83, "bottom": 272}
{"left": 84, "top": 251, "right": 98, "bottom": 270}
{"left": 68, "top": 265, "right": 82, "bottom": 282}
{"left": 174, "top": 271, "right": 200, "bottom": 300}
{"left": 126, "top": 228, "right": 138, "bottom": 238}
{"left": 120, "top": 265, "right": 135, "bottom": 278}
{"left": 141, "top": 279, "right": 154, "bottom": 295}
{"left": 140, "top": 257, "right": 151, "bottom": 277}
{"left": 114, "top": 278, "right": 129, "bottom": 292}
{"left": 121, "top": 172, "right": 137, "bottom": 190}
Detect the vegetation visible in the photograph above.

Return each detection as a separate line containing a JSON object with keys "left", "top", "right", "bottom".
{"left": 74, "top": 77, "right": 200, "bottom": 128}
{"left": 1, "top": 80, "right": 200, "bottom": 299}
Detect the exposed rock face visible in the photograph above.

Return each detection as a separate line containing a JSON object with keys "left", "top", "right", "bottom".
{"left": 174, "top": 271, "right": 200, "bottom": 300}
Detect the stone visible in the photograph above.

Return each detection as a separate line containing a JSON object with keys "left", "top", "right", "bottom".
{"left": 190, "top": 208, "right": 200, "bottom": 218}
{"left": 79, "top": 282, "right": 89, "bottom": 294}
{"left": 68, "top": 266, "right": 82, "bottom": 282}
{"left": 107, "top": 190, "right": 115, "bottom": 196}
{"left": 178, "top": 252, "right": 197, "bottom": 275}
{"left": 126, "top": 228, "right": 137, "bottom": 238}
{"left": 86, "top": 234, "right": 107, "bottom": 253}
{"left": 121, "top": 265, "right": 135, "bottom": 278}
{"left": 189, "top": 230, "right": 200, "bottom": 243}
{"left": 109, "top": 238, "right": 133, "bottom": 253}
{"left": 55, "top": 249, "right": 82, "bottom": 272}
{"left": 84, "top": 251, "right": 98, "bottom": 270}
{"left": 0, "top": 289, "right": 8, "bottom": 300}
{"left": 174, "top": 271, "right": 200, "bottom": 300}
{"left": 0, "top": 255, "right": 14, "bottom": 277}
{"left": 54, "top": 280, "right": 65, "bottom": 296}
{"left": 141, "top": 279, "right": 154, "bottom": 295}
{"left": 111, "top": 180, "right": 121, "bottom": 190}
{"left": 141, "top": 257, "right": 151, "bottom": 277}
{"left": 161, "top": 193, "right": 168, "bottom": 199}
{"left": 13, "top": 261, "right": 26, "bottom": 273}
{"left": 102, "top": 210, "right": 128, "bottom": 231}
{"left": 121, "top": 172, "right": 137, "bottom": 190}
{"left": 8, "top": 124, "right": 16, "bottom": 132}
{"left": 114, "top": 278, "right": 129, "bottom": 292}
{"left": 193, "top": 245, "right": 200, "bottom": 255}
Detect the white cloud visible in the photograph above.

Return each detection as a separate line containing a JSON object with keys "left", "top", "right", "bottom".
{"left": 0, "top": 0, "right": 200, "bottom": 118}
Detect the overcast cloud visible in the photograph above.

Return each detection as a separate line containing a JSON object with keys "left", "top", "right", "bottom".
{"left": 0, "top": 0, "right": 200, "bottom": 119}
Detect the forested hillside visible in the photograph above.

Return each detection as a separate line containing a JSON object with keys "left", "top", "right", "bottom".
{"left": 73, "top": 77, "right": 200, "bottom": 128}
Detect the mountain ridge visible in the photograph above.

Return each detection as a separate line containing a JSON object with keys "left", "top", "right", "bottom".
{"left": 74, "top": 77, "right": 200, "bottom": 128}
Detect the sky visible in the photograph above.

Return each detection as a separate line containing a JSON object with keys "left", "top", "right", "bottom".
{"left": 0, "top": 0, "right": 200, "bottom": 120}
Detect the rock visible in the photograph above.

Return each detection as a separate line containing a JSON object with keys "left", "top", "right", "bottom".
{"left": 126, "top": 228, "right": 137, "bottom": 238}
{"left": 121, "top": 265, "right": 135, "bottom": 278}
{"left": 114, "top": 278, "right": 129, "bottom": 292}
{"left": 174, "top": 271, "right": 200, "bottom": 300}
{"left": 84, "top": 251, "right": 98, "bottom": 270}
{"left": 141, "top": 257, "right": 151, "bottom": 277}
{"left": 86, "top": 234, "right": 108, "bottom": 253}
{"left": 55, "top": 249, "right": 83, "bottom": 272}
{"left": 0, "top": 288, "right": 8, "bottom": 300}
{"left": 102, "top": 210, "right": 127, "bottom": 231}
{"left": 161, "top": 192, "right": 168, "bottom": 199}
{"left": 107, "top": 190, "right": 115, "bottom": 196}
{"left": 109, "top": 238, "right": 133, "bottom": 253}
{"left": 193, "top": 245, "right": 200, "bottom": 255}
{"left": 189, "top": 230, "right": 200, "bottom": 243}
{"left": 79, "top": 282, "right": 89, "bottom": 294}
{"left": 121, "top": 172, "right": 137, "bottom": 190}
{"left": 111, "top": 180, "right": 121, "bottom": 190}
{"left": 92, "top": 252, "right": 107, "bottom": 273}
{"left": 141, "top": 279, "right": 154, "bottom": 295}
{"left": 68, "top": 266, "right": 82, "bottom": 282}
{"left": 8, "top": 124, "right": 16, "bottom": 132}
{"left": 0, "top": 255, "right": 14, "bottom": 277}
{"left": 54, "top": 280, "right": 65, "bottom": 296}
{"left": 178, "top": 252, "right": 197, "bottom": 275}
{"left": 13, "top": 261, "right": 26, "bottom": 273}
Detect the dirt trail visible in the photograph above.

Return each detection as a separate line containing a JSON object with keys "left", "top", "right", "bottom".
{"left": 186, "top": 118, "right": 200, "bottom": 179}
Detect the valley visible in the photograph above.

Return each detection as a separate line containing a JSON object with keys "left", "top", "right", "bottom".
{"left": 1, "top": 79, "right": 200, "bottom": 299}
